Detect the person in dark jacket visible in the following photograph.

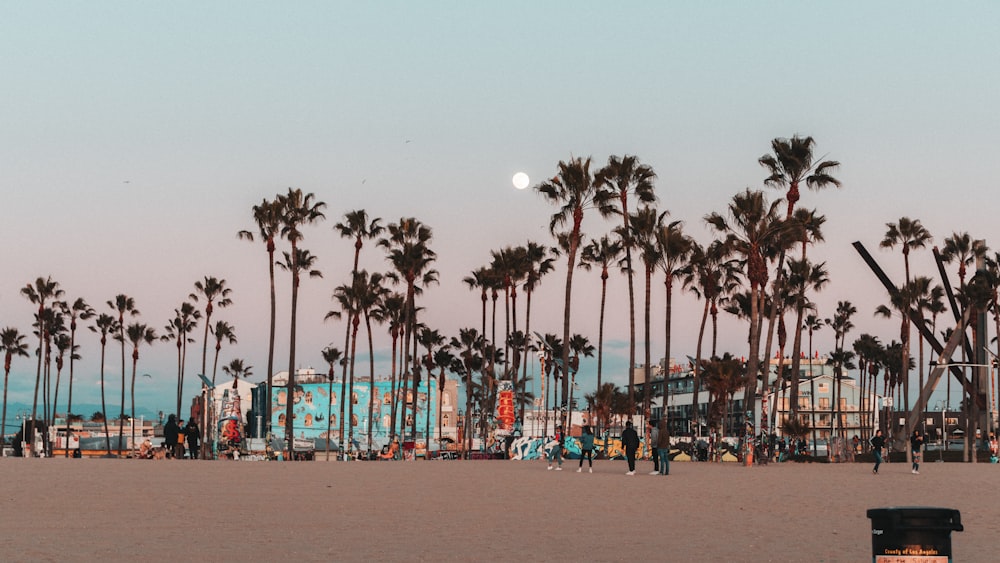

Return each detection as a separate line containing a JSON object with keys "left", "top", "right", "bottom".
{"left": 163, "top": 415, "right": 180, "bottom": 459}
{"left": 869, "top": 429, "right": 885, "bottom": 474}
{"left": 577, "top": 425, "right": 596, "bottom": 473}
{"left": 656, "top": 419, "right": 671, "bottom": 476}
{"left": 910, "top": 429, "right": 924, "bottom": 474}
{"left": 185, "top": 418, "right": 201, "bottom": 460}
{"left": 621, "top": 421, "right": 640, "bottom": 475}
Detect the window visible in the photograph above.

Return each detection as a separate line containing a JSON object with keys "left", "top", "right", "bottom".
{"left": 798, "top": 397, "right": 810, "bottom": 409}
{"left": 819, "top": 398, "right": 830, "bottom": 409}
{"left": 818, "top": 383, "right": 830, "bottom": 393}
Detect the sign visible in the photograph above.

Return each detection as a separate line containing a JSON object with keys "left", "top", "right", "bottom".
{"left": 496, "top": 380, "right": 515, "bottom": 432}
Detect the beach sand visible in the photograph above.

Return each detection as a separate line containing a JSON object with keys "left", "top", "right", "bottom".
{"left": 1, "top": 457, "right": 996, "bottom": 562}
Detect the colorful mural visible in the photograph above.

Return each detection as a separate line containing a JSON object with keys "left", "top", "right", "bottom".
{"left": 508, "top": 436, "right": 651, "bottom": 461}
{"left": 271, "top": 381, "right": 436, "bottom": 449}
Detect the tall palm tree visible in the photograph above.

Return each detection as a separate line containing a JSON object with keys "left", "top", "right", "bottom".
{"left": 758, "top": 137, "right": 840, "bottom": 409}
{"left": 191, "top": 277, "right": 233, "bottom": 379}
{"left": 380, "top": 217, "right": 439, "bottom": 442}
{"left": 21, "top": 276, "right": 63, "bottom": 443}
{"left": 162, "top": 301, "right": 200, "bottom": 420}
{"left": 108, "top": 295, "right": 139, "bottom": 450}
{"left": 596, "top": 155, "right": 658, "bottom": 428}
{"left": 432, "top": 346, "right": 456, "bottom": 447}
{"left": 655, "top": 219, "right": 693, "bottom": 416}
{"left": 417, "top": 326, "right": 446, "bottom": 457}
{"left": 579, "top": 235, "right": 623, "bottom": 408}
{"left": 826, "top": 300, "right": 856, "bottom": 442}
{"left": 320, "top": 345, "right": 343, "bottom": 461}
{"left": 628, "top": 206, "right": 665, "bottom": 418}
{"left": 1, "top": 328, "right": 30, "bottom": 444}
{"left": 853, "top": 333, "right": 883, "bottom": 444}
{"left": 803, "top": 313, "right": 824, "bottom": 449}
{"left": 237, "top": 197, "right": 284, "bottom": 429}
{"left": 536, "top": 156, "right": 615, "bottom": 421}
{"left": 50, "top": 330, "right": 74, "bottom": 436}
{"left": 359, "top": 272, "right": 389, "bottom": 453}
{"left": 490, "top": 246, "right": 529, "bottom": 388}
{"left": 125, "top": 323, "right": 156, "bottom": 455}
{"left": 881, "top": 217, "right": 932, "bottom": 433}
{"left": 278, "top": 244, "right": 323, "bottom": 459}
{"left": 89, "top": 313, "right": 116, "bottom": 455}
{"left": 702, "top": 353, "right": 749, "bottom": 441}
{"left": 59, "top": 298, "right": 93, "bottom": 456}
{"left": 374, "top": 292, "right": 405, "bottom": 441}
{"left": 705, "top": 189, "right": 787, "bottom": 427}
{"left": 519, "top": 241, "right": 557, "bottom": 423}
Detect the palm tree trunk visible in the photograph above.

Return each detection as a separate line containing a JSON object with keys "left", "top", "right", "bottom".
{"left": 130, "top": 353, "right": 138, "bottom": 456}
{"left": 285, "top": 263, "right": 300, "bottom": 461}
{"left": 690, "top": 298, "right": 710, "bottom": 436}
{"left": 366, "top": 313, "right": 376, "bottom": 454}
{"left": 642, "top": 263, "right": 652, "bottom": 421}
{"left": 266, "top": 243, "right": 277, "bottom": 433}
{"left": 348, "top": 316, "right": 359, "bottom": 457}
{"left": 100, "top": 342, "right": 111, "bottom": 456}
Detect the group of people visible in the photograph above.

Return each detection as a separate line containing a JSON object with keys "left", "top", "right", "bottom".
{"left": 158, "top": 414, "right": 201, "bottom": 459}
{"left": 545, "top": 419, "right": 671, "bottom": 476}
{"left": 870, "top": 429, "right": 925, "bottom": 475}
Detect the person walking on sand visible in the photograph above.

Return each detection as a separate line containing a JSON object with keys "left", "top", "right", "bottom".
{"left": 163, "top": 414, "right": 180, "bottom": 459}
{"left": 622, "top": 421, "right": 640, "bottom": 475}
{"left": 910, "top": 429, "right": 924, "bottom": 474}
{"left": 647, "top": 420, "right": 660, "bottom": 475}
{"left": 547, "top": 425, "right": 564, "bottom": 471}
{"left": 577, "top": 425, "right": 595, "bottom": 473}
{"left": 656, "top": 419, "right": 671, "bottom": 476}
{"left": 870, "top": 429, "right": 885, "bottom": 474}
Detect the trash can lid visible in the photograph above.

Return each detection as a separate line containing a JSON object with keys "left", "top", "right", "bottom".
{"left": 867, "top": 507, "right": 963, "bottom": 532}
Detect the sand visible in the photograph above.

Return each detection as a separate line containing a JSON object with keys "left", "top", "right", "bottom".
{"left": 1, "top": 457, "right": 996, "bottom": 562}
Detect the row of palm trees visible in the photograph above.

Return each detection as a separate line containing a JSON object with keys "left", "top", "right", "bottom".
{"left": 0, "top": 275, "right": 250, "bottom": 458}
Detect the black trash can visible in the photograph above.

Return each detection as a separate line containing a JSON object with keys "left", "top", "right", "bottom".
{"left": 867, "top": 507, "right": 963, "bottom": 562}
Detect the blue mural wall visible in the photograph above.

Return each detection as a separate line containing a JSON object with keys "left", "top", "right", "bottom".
{"left": 271, "top": 380, "right": 435, "bottom": 449}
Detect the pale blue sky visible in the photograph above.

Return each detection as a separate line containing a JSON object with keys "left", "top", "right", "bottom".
{"left": 2, "top": 3, "right": 998, "bottom": 419}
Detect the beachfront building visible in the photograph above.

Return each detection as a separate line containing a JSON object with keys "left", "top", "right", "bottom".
{"left": 270, "top": 368, "right": 460, "bottom": 454}
{"left": 637, "top": 355, "right": 882, "bottom": 450}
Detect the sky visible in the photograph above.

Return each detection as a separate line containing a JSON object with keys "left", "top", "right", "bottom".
{"left": 2, "top": 3, "right": 999, "bottom": 424}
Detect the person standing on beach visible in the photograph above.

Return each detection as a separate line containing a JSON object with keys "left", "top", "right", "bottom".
{"left": 547, "top": 425, "right": 564, "bottom": 471}
{"left": 655, "top": 419, "right": 671, "bottom": 476}
{"left": 870, "top": 429, "right": 885, "bottom": 474}
{"left": 163, "top": 415, "right": 180, "bottom": 459}
{"left": 186, "top": 418, "right": 201, "bottom": 460}
{"left": 910, "top": 429, "right": 924, "bottom": 474}
{"left": 622, "top": 421, "right": 640, "bottom": 475}
{"left": 577, "top": 425, "right": 595, "bottom": 473}
{"left": 647, "top": 420, "right": 659, "bottom": 475}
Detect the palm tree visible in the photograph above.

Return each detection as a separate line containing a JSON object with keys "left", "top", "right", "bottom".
{"left": 380, "top": 217, "right": 439, "bottom": 442}
{"left": 209, "top": 321, "right": 237, "bottom": 386}
{"left": 278, "top": 244, "right": 323, "bottom": 459}
{"left": 702, "top": 353, "right": 749, "bottom": 441}
{"left": 536, "top": 156, "right": 615, "bottom": 423}
{"left": 853, "top": 333, "right": 883, "bottom": 444}
{"left": 758, "top": 137, "right": 840, "bottom": 410}
{"left": 803, "top": 313, "right": 824, "bottom": 449}
{"left": 359, "top": 272, "right": 389, "bottom": 453}
{"left": 490, "top": 246, "right": 529, "bottom": 388}
{"left": 1, "top": 328, "right": 30, "bottom": 444}
{"left": 705, "top": 189, "right": 787, "bottom": 428}
{"left": 786, "top": 259, "right": 829, "bottom": 419}
{"left": 596, "top": 155, "right": 658, "bottom": 429}
{"left": 655, "top": 219, "right": 693, "bottom": 416}
{"left": 417, "top": 327, "right": 445, "bottom": 456}
{"left": 50, "top": 330, "right": 74, "bottom": 436}
{"left": 334, "top": 209, "right": 384, "bottom": 450}
{"left": 320, "top": 345, "right": 343, "bottom": 460}
{"left": 826, "top": 300, "right": 856, "bottom": 443}
{"left": 881, "top": 217, "right": 932, "bottom": 432}
{"left": 162, "top": 301, "right": 201, "bottom": 420}
{"left": 432, "top": 346, "right": 456, "bottom": 447}
{"left": 125, "top": 323, "right": 156, "bottom": 455}
{"left": 89, "top": 313, "right": 116, "bottom": 455}
{"left": 519, "top": 241, "right": 557, "bottom": 423}
{"left": 374, "top": 292, "right": 405, "bottom": 441}
{"left": 628, "top": 206, "right": 665, "bottom": 418}
{"left": 190, "top": 277, "right": 233, "bottom": 376}
{"left": 59, "top": 298, "right": 93, "bottom": 456}
{"left": 107, "top": 295, "right": 139, "bottom": 451}
{"left": 21, "top": 276, "right": 63, "bottom": 443}
{"left": 580, "top": 235, "right": 623, "bottom": 408}
{"left": 684, "top": 240, "right": 740, "bottom": 432}
{"left": 566, "top": 334, "right": 595, "bottom": 429}
{"left": 238, "top": 197, "right": 284, "bottom": 429}
{"left": 451, "top": 328, "right": 485, "bottom": 454}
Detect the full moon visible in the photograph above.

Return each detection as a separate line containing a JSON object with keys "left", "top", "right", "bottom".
{"left": 512, "top": 172, "right": 530, "bottom": 190}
